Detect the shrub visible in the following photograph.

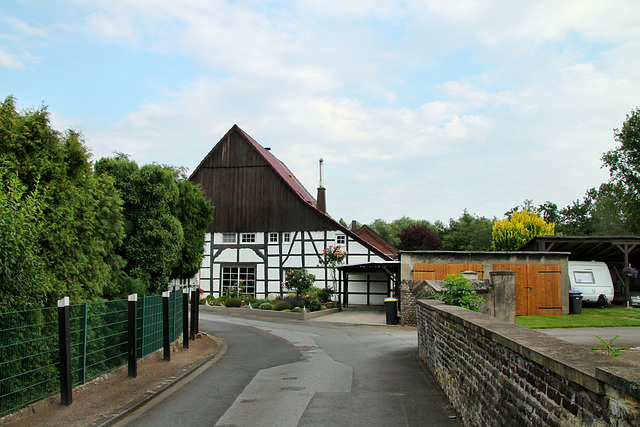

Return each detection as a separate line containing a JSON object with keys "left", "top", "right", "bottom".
{"left": 316, "top": 287, "right": 335, "bottom": 303}
{"left": 439, "top": 274, "right": 484, "bottom": 312}
{"left": 239, "top": 294, "right": 257, "bottom": 306}
{"left": 217, "top": 295, "right": 229, "bottom": 306}
{"left": 259, "top": 302, "right": 273, "bottom": 310}
{"left": 273, "top": 300, "right": 291, "bottom": 311}
{"left": 491, "top": 210, "right": 554, "bottom": 251}
{"left": 282, "top": 296, "right": 305, "bottom": 309}
{"left": 224, "top": 297, "right": 242, "bottom": 307}
{"left": 306, "top": 298, "right": 323, "bottom": 312}
{"left": 199, "top": 298, "right": 206, "bottom": 305}
{"left": 205, "top": 295, "right": 216, "bottom": 305}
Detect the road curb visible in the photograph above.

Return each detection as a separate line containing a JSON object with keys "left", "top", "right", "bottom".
{"left": 91, "top": 333, "right": 228, "bottom": 426}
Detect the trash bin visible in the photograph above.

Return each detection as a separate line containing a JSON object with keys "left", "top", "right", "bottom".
{"left": 384, "top": 298, "right": 398, "bottom": 325}
{"left": 569, "top": 290, "right": 583, "bottom": 314}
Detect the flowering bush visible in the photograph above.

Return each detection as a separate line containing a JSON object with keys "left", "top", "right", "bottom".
{"left": 224, "top": 280, "right": 244, "bottom": 298}
{"left": 318, "top": 245, "right": 348, "bottom": 268}
{"left": 282, "top": 269, "right": 316, "bottom": 296}
{"left": 622, "top": 266, "right": 638, "bottom": 278}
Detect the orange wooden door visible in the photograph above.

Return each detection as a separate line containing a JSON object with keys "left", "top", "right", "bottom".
{"left": 530, "top": 264, "right": 561, "bottom": 315}
{"left": 494, "top": 264, "right": 561, "bottom": 315}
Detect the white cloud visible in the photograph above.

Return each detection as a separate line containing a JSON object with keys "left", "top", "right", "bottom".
{"left": 0, "top": 48, "right": 24, "bottom": 69}
{"left": 6, "top": 0, "right": 640, "bottom": 224}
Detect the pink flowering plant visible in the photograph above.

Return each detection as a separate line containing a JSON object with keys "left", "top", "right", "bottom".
{"left": 224, "top": 280, "right": 244, "bottom": 298}
{"left": 318, "top": 245, "right": 348, "bottom": 289}
{"left": 318, "top": 245, "right": 348, "bottom": 269}
{"left": 282, "top": 269, "right": 316, "bottom": 297}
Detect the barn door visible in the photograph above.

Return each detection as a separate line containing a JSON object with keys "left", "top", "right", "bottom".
{"left": 530, "top": 264, "right": 561, "bottom": 315}
{"left": 494, "top": 264, "right": 561, "bottom": 315}
{"left": 413, "top": 264, "right": 483, "bottom": 280}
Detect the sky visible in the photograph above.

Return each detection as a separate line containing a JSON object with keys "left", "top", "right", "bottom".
{"left": 2, "top": 1, "right": 640, "bottom": 226}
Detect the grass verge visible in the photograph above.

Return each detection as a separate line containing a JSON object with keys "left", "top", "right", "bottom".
{"left": 517, "top": 307, "right": 640, "bottom": 329}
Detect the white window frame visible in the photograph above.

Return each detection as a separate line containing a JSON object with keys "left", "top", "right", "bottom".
{"left": 573, "top": 271, "right": 595, "bottom": 284}
{"left": 283, "top": 232, "right": 291, "bottom": 243}
{"left": 221, "top": 265, "right": 256, "bottom": 296}
{"left": 223, "top": 233, "right": 236, "bottom": 243}
{"left": 269, "top": 233, "right": 278, "bottom": 243}
{"left": 336, "top": 234, "right": 346, "bottom": 245}
{"left": 241, "top": 233, "right": 256, "bottom": 243}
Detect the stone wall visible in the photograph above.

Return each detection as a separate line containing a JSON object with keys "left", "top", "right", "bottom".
{"left": 417, "top": 299, "right": 640, "bottom": 426}
{"left": 400, "top": 270, "right": 515, "bottom": 326}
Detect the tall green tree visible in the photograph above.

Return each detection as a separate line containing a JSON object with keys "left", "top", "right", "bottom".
{"left": 441, "top": 209, "right": 493, "bottom": 251}
{"left": 368, "top": 216, "right": 437, "bottom": 248}
{"left": 0, "top": 96, "right": 125, "bottom": 305}
{"left": 172, "top": 178, "right": 214, "bottom": 279}
{"left": 601, "top": 107, "right": 640, "bottom": 234}
{"left": 95, "top": 156, "right": 213, "bottom": 293}
{"left": 0, "top": 171, "right": 49, "bottom": 311}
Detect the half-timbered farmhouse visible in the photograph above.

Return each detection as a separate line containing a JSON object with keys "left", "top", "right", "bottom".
{"left": 187, "top": 125, "right": 394, "bottom": 305}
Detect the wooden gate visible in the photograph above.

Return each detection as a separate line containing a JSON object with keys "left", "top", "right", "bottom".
{"left": 494, "top": 264, "right": 561, "bottom": 315}
{"left": 413, "top": 264, "right": 483, "bottom": 280}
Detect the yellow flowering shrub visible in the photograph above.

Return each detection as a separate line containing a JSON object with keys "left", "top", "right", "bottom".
{"left": 491, "top": 210, "right": 555, "bottom": 251}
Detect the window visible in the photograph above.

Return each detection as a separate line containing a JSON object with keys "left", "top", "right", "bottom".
{"left": 222, "top": 266, "right": 256, "bottom": 295}
{"left": 283, "top": 233, "right": 291, "bottom": 243}
{"left": 223, "top": 233, "right": 236, "bottom": 243}
{"left": 241, "top": 233, "right": 256, "bottom": 243}
{"left": 337, "top": 234, "right": 346, "bottom": 245}
{"left": 269, "top": 233, "right": 278, "bottom": 243}
{"left": 573, "top": 271, "right": 595, "bottom": 284}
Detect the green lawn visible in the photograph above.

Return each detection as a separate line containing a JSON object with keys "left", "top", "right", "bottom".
{"left": 517, "top": 307, "right": 640, "bottom": 329}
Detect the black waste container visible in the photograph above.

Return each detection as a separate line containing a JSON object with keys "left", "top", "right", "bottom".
{"left": 384, "top": 298, "right": 398, "bottom": 325}
{"left": 569, "top": 290, "right": 583, "bottom": 314}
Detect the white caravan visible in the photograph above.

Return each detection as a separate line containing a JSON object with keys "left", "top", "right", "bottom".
{"left": 568, "top": 261, "right": 614, "bottom": 305}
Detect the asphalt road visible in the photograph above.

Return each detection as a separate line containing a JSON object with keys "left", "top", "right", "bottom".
{"left": 115, "top": 313, "right": 459, "bottom": 427}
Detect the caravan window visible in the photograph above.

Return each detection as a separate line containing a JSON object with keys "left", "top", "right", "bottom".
{"left": 573, "top": 271, "right": 595, "bottom": 284}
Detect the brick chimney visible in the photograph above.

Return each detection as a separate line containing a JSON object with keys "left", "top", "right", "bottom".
{"left": 316, "top": 158, "right": 326, "bottom": 214}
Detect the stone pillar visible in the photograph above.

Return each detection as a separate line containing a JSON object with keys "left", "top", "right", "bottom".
{"left": 490, "top": 270, "right": 516, "bottom": 323}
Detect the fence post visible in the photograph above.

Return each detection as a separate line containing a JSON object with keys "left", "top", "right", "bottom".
{"left": 195, "top": 288, "right": 200, "bottom": 336}
{"left": 80, "top": 302, "right": 88, "bottom": 384}
{"left": 183, "top": 288, "right": 189, "bottom": 349}
{"left": 57, "top": 297, "right": 72, "bottom": 406}
{"left": 163, "top": 291, "right": 171, "bottom": 361}
{"left": 128, "top": 294, "right": 138, "bottom": 377}
{"left": 190, "top": 288, "right": 197, "bottom": 340}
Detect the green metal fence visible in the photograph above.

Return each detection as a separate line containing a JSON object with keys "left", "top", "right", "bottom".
{"left": 70, "top": 299, "right": 130, "bottom": 386}
{"left": 0, "top": 290, "right": 189, "bottom": 416}
{"left": 0, "top": 307, "right": 59, "bottom": 415}
{"left": 138, "top": 295, "right": 163, "bottom": 359}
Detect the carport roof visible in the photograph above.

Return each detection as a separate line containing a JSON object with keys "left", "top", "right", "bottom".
{"left": 337, "top": 261, "right": 400, "bottom": 273}
{"left": 518, "top": 235, "right": 640, "bottom": 265}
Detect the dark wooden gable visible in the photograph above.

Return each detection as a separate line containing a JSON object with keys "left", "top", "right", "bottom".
{"left": 189, "top": 125, "right": 337, "bottom": 233}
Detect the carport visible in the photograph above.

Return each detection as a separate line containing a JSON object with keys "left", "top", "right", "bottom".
{"left": 336, "top": 261, "right": 400, "bottom": 308}
{"left": 519, "top": 235, "right": 640, "bottom": 306}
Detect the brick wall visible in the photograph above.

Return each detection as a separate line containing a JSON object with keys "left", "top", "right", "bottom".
{"left": 400, "top": 280, "right": 417, "bottom": 326}
{"left": 417, "top": 299, "right": 640, "bottom": 426}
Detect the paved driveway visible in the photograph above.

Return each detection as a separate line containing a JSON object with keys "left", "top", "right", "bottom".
{"left": 539, "top": 326, "right": 640, "bottom": 348}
